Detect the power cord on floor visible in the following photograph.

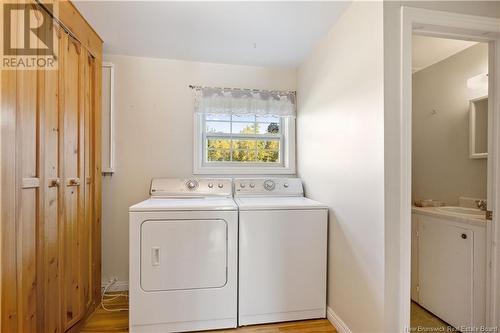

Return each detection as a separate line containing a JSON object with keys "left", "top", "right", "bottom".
{"left": 101, "top": 279, "right": 129, "bottom": 312}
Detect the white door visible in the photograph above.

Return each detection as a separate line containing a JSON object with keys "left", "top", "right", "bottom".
{"left": 418, "top": 217, "right": 473, "bottom": 328}
{"left": 239, "top": 209, "right": 327, "bottom": 325}
{"left": 141, "top": 219, "right": 227, "bottom": 291}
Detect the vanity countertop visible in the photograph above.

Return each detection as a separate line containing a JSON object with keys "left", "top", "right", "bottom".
{"left": 412, "top": 205, "right": 487, "bottom": 228}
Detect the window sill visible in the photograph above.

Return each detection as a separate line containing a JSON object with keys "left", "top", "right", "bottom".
{"left": 193, "top": 165, "right": 295, "bottom": 175}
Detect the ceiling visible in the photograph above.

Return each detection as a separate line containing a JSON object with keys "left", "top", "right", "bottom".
{"left": 412, "top": 35, "right": 477, "bottom": 73}
{"left": 74, "top": 1, "right": 351, "bottom": 68}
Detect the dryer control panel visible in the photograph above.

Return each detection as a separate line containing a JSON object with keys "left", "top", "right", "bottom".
{"left": 150, "top": 178, "right": 233, "bottom": 197}
{"left": 233, "top": 178, "right": 303, "bottom": 196}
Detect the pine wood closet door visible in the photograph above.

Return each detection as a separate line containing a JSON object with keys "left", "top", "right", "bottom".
{"left": 82, "top": 50, "right": 95, "bottom": 310}
{"left": 0, "top": 6, "right": 20, "bottom": 332}
{"left": 0, "top": 58, "right": 19, "bottom": 333}
{"left": 0, "top": 3, "right": 38, "bottom": 332}
{"left": 1, "top": 5, "right": 61, "bottom": 332}
{"left": 91, "top": 53, "right": 102, "bottom": 307}
{"left": 40, "top": 22, "right": 62, "bottom": 333}
{"left": 60, "top": 31, "right": 86, "bottom": 330}
{"left": 11, "top": 54, "right": 38, "bottom": 333}
{"left": 1, "top": 2, "right": 102, "bottom": 332}
{"left": 16, "top": 4, "right": 43, "bottom": 332}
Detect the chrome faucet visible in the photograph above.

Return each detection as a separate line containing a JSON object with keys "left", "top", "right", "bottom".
{"left": 476, "top": 200, "right": 487, "bottom": 211}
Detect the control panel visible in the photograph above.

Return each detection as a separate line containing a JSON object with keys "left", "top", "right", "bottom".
{"left": 150, "top": 178, "right": 232, "bottom": 197}
{"left": 233, "top": 178, "right": 303, "bottom": 196}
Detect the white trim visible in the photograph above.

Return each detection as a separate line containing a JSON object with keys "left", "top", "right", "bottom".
{"left": 400, "top": 7, "right": 413, "bottom": 332}
{"left": 326, "top": 307, "right": 351, "bottom": 333}
{"left": 488, "top": 39, "right": 500, "bottom": 328}
{"left": 193, "top": 114, "right": 296, "bottom": 175}
{"left": 406, "top": 7, "right": 500, "bottom": 39}
{"left": 399, "top": 6, "right": 500, "bottom": 332}
{"left": 102, "top": 62, "right": 115, "bottom": 173}
{"left": 469, "top": 95, "right": 488, "bottom": 159}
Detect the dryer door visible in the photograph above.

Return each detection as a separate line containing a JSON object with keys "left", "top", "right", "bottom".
{"left": 141, "top": 219, "right": 227, "bottom": 291}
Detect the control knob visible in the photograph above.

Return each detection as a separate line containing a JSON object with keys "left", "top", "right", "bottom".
{"left": 263, "top": 179, "right": 276, "bottom": 191}
{"left": 186, "top": 180, "right": 198, "bottom": 190}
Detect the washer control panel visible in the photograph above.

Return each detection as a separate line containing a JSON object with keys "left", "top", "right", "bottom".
{"left": 234, "top": 178, "right": 303, "bottom": 196}
{"left": 150, "top": 178, "right": 232, "bottom": 197}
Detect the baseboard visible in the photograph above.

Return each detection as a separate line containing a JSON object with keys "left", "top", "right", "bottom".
{"left": 101, "top": 279, "right": 129, "bottom": 292}
{"left": 327, "top": 307, "right": 352, "bottom": 333}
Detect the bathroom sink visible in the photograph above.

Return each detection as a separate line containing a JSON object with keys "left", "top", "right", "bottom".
{"left": 436, "top": 206, "right": 485, "bottom": 217}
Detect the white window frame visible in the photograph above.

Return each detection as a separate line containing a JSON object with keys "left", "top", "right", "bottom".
{"left": 193, "top": 114, "right": 296, "bottom": 175}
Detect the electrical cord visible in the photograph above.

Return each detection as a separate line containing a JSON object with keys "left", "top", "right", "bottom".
{"left": 101, "top": 279, "right": 129, "bottom": 312}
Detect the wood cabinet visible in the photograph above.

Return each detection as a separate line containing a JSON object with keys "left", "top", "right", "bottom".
{"left": 0, "top": 1, "right": 103, "bottom": 332}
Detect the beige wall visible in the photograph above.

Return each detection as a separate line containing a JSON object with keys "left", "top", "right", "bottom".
{"left": 412, "top": 43, "right": 488, "bottom": 205}
{"left": 384, "top": 2, "right": 500, "bottom": 331}
{"left": 101, "top": 54, "right": 296, "bottom": 283}
{"left": 297, "top": 2, "right": 385, "bottom": 331}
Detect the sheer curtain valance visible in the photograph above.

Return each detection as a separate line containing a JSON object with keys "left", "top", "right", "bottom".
{"left": 193, "top": 86, "right": 296, "bottom": 117}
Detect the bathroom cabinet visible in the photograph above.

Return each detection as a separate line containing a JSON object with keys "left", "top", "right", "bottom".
{"left": 0, "top": 1, "right": 102, "bottom": 332}
{"left": 411, "top": 212, "right": 487, "bottom": 330}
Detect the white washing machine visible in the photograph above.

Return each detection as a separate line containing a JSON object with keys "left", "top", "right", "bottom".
{"left": 234, "top": 178, "right": 328, "bottom": 326}
{"left": 129, "top": 178, "right": 237, "bottom": 333}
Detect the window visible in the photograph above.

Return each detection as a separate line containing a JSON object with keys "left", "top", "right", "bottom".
{"left": 192, "top": 86, "right": 296, "bottom": 174}
{"left": 205, "top": 113, "right": 282, "bottom": 164}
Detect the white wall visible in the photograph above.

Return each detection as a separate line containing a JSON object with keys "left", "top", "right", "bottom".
{"left": 101, "top": 54, "right": 296, "bottom": 283}
{"left": 384, "top": 2, "right": 500, "bottom": 331}
{"left": 297, "top": 2, "right": 385, "bottom": 332}
{"left": 412, "top": 43, "right": 488, "bottom": 205}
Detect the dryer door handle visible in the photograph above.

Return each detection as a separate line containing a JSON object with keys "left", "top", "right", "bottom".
{"left": 151, "top": 247, "right": 160, "bottom": 266}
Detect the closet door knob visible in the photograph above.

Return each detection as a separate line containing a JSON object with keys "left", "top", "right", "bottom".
{"left": 67, "top": 178, "right": 81, "bottom": 186}
{"left": 48, "top": 178, "right": 61, "bottom": 187}
{"left": 461, "top": 233, "right": 467, "bottom": 239}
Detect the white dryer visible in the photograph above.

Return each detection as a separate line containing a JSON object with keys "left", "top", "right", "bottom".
{"left": 234, "top": 178, "right": 328, "bottom": 326}
{"left": 129, "top": 178, "right": 237, "bottom": 333}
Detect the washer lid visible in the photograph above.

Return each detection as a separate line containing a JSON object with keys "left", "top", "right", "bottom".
{"left": 235, "top": 196, "right": 327, "bottom": 211}
{"left": 130, "top": 197, "right": 237, "bottom": 212}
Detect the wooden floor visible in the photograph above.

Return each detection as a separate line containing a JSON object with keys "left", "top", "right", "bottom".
{"left": 80, "top": 293, "right": 337, "bottom": 333}
{"left": 410, "top": 301, "right": 449, "bottom": 331}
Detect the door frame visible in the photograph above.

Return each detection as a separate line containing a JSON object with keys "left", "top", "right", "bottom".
{"left": 400, "top": 7, "right": 500, "bottom": 331}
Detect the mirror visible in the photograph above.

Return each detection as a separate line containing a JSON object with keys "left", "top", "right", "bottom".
{"left": 469, "top": 96, "right": 488, "bottom": 159}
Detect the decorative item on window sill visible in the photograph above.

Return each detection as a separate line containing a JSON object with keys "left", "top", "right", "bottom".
{"left": 267, "top": 122, "right": 280, "bottom": 134}
{"left": 190, "top": 85, "right": 296, "bottom": 117}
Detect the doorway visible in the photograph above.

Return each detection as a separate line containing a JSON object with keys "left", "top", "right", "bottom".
{"left": 399, "top": 7, "right": 500, "bottom": 332}
{"left": 410, "top": 35, "right": 489, "bottom": 331}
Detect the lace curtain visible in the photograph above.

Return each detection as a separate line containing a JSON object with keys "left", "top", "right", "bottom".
{"left": 193, "top": 86, "right": 296, "bottom": 117}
